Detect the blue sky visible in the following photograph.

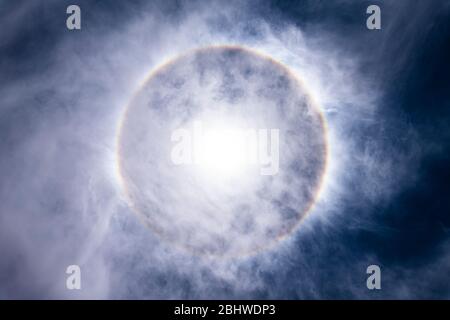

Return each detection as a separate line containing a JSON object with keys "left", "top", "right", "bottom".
{"left": 0, "top": 0, "right": 449, "bottom": 299}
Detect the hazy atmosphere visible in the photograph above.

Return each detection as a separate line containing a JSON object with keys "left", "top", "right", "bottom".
{"left": 0, "top": 0, "right": 449, "bottom": 299}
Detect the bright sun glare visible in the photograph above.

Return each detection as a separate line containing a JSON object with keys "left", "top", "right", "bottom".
{"left": 171, "top": 116, "right": 280, "bottom": 182}
{"left": 197, "top": 127, "right": 249, "bottom": 177}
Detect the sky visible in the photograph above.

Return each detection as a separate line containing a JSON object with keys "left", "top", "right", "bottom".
{"left": 0, "top": 0, "right": 450, "bottom": 299}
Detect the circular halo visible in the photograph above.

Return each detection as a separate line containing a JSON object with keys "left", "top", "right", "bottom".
{"left": 116, "top": 45, "right": 328, "bottom": 258}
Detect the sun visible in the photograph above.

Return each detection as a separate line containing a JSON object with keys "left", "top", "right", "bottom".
{"left": 197, "top": 125, "right": 248, "bottom": 177}
{"left": 170, "top": 115, "right": 281, "bottom": 182}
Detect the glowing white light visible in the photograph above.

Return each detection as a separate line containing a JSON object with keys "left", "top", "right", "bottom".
{"left": 196, "top": 127, "right": 249, "bottom": 178}
{"left": 170, "top": 118, "right": 280, "bottom": 182}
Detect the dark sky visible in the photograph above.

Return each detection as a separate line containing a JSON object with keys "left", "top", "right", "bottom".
{"left": 0, "top": 0, "right": 449, "bottom": 299}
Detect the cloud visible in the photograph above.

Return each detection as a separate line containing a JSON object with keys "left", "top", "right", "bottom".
{"left": 0, "top": 0, "right": 447, "bottom": 299}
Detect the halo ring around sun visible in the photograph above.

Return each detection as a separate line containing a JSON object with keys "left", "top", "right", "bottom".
{"left": 116, "top": 45, "right": 329, "bottom": 258}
